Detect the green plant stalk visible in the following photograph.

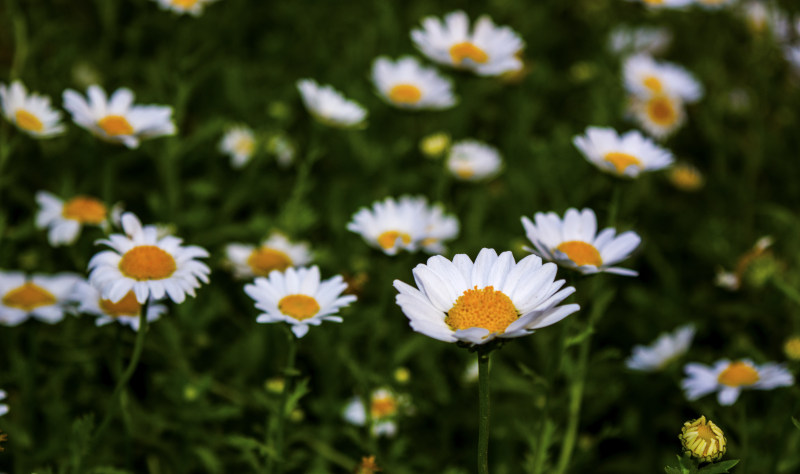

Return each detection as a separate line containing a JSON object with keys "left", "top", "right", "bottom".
{"left": 554, "top": 330, "right": 591, "bottom": 474}
{"left": 478, "top": 350, "right": 492, "bottom": 474}
{"left": 268, "top": 327, "right": 298, "bottom": 474}
{"left": 607, "top": 183, "right": 622, "bottom": 227}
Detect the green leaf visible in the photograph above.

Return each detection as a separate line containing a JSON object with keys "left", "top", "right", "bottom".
{"left": 69, "top": 414, "right": 95, "bottom": 459}
{"left": 697, "top": 459, "right": 740, "bottom": 473}
{"left": 792, "top": 417, "right": 800, "bottom": 431}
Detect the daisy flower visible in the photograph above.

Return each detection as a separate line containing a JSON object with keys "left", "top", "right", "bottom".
{"left": 446, "top": 139, "right": 502, "bottom": 181}
{"left": 296, "top": 79, "right": 367, "bottom": 129}
{"left": 420, "top": 203, "right": 460, "bottom": 254}
{"left": 71, "top": 279, "right": 166, "bottom": 331}
{"left": 35, "top": 191, "right": 109, "bottom": 246}
{"left": 371, "top": 56, "right": 457, "bottom": 110}
{"left": 623, "top": 54, "right": 703, "bottom": 103}
{"left": 0, "top": 81, "right": 65, "bottom": 138}
{"left": 741, "top": 2, "right": 789, "bottom": 40}
{"left": 411, "top": 10, "right": 524, "bottom": 76}
{"left": 680, "top": 416, "right": 727, "bottom": 463}
{"left": 225, "top": 232, "right": 313, "bottom": 279}
{"left": 244, "top": 266, "right": 356, "bottom": 338}
{"left": 573, "top": 126, "right": 674, "bottom": 178}
{"left": 393, "top": 248, "right": 580, "bottom": 345}
{"left": 152, "top": 0, "right": 218, "bottom": 16}
{"left": 88, "top": 212, "right": 211, "bottom": 304}
{"left": 626, "top": 324, "right": 695, "bottom": 371}
{"left": 0, "top": 271, "right": 81, "bottom": 326}
{"left": 521, "top": 208, "right": 642, "bottom": 276}
{"left": 347, "top": 196, "right": 429, "bottom": 255}
{"left": 219, "top": 125, "right": 256, "bottom": 169}
{"left": 62, "top": 85, "right": 176, "bottom": 148}
{"left": 0, "top": 389, "right": 7, "bottom": 416}
{"left": 682, "top": 359, "right": 794, "bottom": 405}
{"left": 628, "top": 93, "right": 686, "bottom": 139}
{"left": 343, "top": 388, "right": 408, "bottom": 437}
{"left": 608, "top": 26, "right": 672, "bottom": 56}
{"left": 629, "top": 0, "right": 692, "bottom": 9}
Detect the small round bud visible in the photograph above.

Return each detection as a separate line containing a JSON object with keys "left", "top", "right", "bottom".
{"left": 679, "top": 415, "right": 726, "bottom": 462}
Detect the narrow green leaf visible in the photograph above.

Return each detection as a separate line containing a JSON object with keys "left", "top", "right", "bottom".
{"left": 697, "top": 459, "right": 740, "bottom": 473}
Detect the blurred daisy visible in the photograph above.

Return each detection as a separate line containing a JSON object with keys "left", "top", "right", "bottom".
{"left": 88, "top": 212, "right": 210, "bottom": 304}
{"left": 682, "top": 359, "right": 794, "bottom": 405}
{"left": 626, "top": 324, "right": 695, "bottom": 371}
{"left": 244, "top": 266, "right": 356, "bottom": 338}
{"left": 371, "top": 56, "right": 457, "bottom": 110}
{"left": 62, "top": 85, "right": 176, "bottom": 148}
{"left": 225, "top": 232, "right": 312, "bottom": 279}
{"left": 741, "top": 2, "right": 789, "bottom": 39}
{"left": 35, "top": 191, "right": 108, "bottom": 246}
{"left": 694, "top": 0, "right": 735, "bottom": 9}
{"left": 668, "top": 162, "right": 704, "bottom": 191}
{"left": 343, "top": 388, "right": 409, "bottom": 437}
{"left": 411, "top": 10, "right": 524, "bottom": 76}
{"left": 623, "top": 54, "right": 703, "bottom": 103}
{"left": 420, "top": 203, "right": 460, "bottom": 254}
{"left": 446, "top": 139, "right": 502, "bottom": 181}
{"left": 573, "top": 126, "right": 673, "bottom": 178}
{"left": 0, "top": 389, "right": 7, "bottom": 416}
{"left": 219, "top": 125, "right": 256, "bottom": 169}
{"left": 267, "top": 133, "right": 295, "bottom": 167}
{"left": 608, "top": 26, "right": 672, "bottom": 56}
{"left": 296, "top": 79, "right": 367, "bottom": 129}
{"left": 785, "top": 45, "right": 800, "bottom": 73}
{"left": 393, "top": 248, "right": 579, "bottom": 345}
{"left": 630, "top": 0, "right": 692, "bottom": 9}
{"left": 347, "top": 196, "right": 428, "bottom": 256}
{"left": 71, "top": 280, "right": 166, "bottom": 331}
{"left": 628, "top": 93, "right": 686, "bottom": 139}
{"left": 152, "top": 0, "right": 218, "bottom": 16}
{"left": 521, "top": 208, "right": 641, "bottom": 276}
{"left": 0, "top": 271, "right": 80, "bottom": 326}
{"left": 0, "top": 81, "right": 65, "bottom": 138}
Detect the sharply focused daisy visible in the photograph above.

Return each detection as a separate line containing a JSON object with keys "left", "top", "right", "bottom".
{"left": 225, "top": 232, "right": 313, "bottom": 279}
{"left": 219, "top": 125, "right": 256, "bottom": 169}
{"left": 411, "top": 10, "right": 524, "bottom": 76}
{"left": 393, "top": 248, "right": 580, "bottom": 345}
{"left": 88, "top": 212, "right": 211, "bottom": 304}
{"left": 573, "top": 126, "right": 674, "bottom": 178}
{"left": 446, "top": 139, "right": 502, "bottom": 181}
{"left": 626, "top": 324, "right": 695, "bottom": 371}
{"left": 0, "top": 81, "right": 65, "bottom": 138}
{"left": 343, "top": 388, "right": 409, "bottom": 437}
{"left": 244, "top": 266, "right": 356, "bottom": 338}
{"left": 623, "top": 54, "right": 703, "bottom": 103}
{"left": 347, "top": 196, "right": 429, "bottom": 256}
{"left": 296, "top": 79, "right": 367, "bottom": 129}
{"left": 371, "top": 56, "right": 457, "bottom": 110}
{"left": 62, "top": 85, "right": 176, "bottom": 148}
{"left": 608, "top": 26, "right": 672, "bottom": 56}
{"left": 0, "top": 271, "right": 81, "bottom": 326}
{"left": 35, "top": 191, "right": 108, "bottom": 246}
{"left": 151, "top": 0, "right": 218, "bottom": 16}
{"left": 71, "top": 280, "right": 166, "bottom": 331}
{"left": 521, "top": 208, "right": 642, "bottom": 276}
{"left": 682, "top": 359, "right": 794, "bottom": 405}
{"left": 628, "top": 93, "right": 686, "bottom": 139}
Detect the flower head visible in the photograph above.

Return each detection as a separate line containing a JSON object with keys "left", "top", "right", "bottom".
{"left": 296, "top": 79, "right": 367, "bottom": 129}
{"left": 0, "top": 390, "right": 7, "bottom": 417}
{"left": 0, "top": 81, "right": 64, "bottom": 138}
{"left": 446, "top": 139, "right": 502, "bottom": 181}
{"left": 573, "top": 126, "right": 674, "bottom": 178}
{"left": 784, "top": 336, "right": 800, "bottom": 361}
{"left": 608, "top": 26, "right": 672, "bottom": 56}
{"left": 682, "top": 359, "right": 794, "bottom": 405}
{"left": 219, "top": 125, "right": 256, "bottom": 169}
{"left": 695, "top": 0, "right": 735, "bottom": 9}
{"left": 35, "top": 191, "right": 109, "bottom": 246}
{"left": 225, "top": 232, "right": 313, "bottom": 279}
{"left": 628, "top": 93, "right": 686, "bottom": 140}
{"left": 371, "top": 56, "right": 456, "bottom": 110}
{"left": 152, "top": 0, "right": 218, "bottom": 16}
{"left": 0, "top": 271, "right": 81, "bottom": 326}
{"left": 343, "top": 388, "right": 409, "bottom": 437}
{"left": 71, "top": 280, "right": 166, "bottom": 331}
{"left": 679, "top": 416, "right": 726, "bottom": 462}
{"left": 668, "top": 162, "right": 704, "bottom": 191}
{"left": 629, "top": 0, "right": 692, "bottom": 9}
{"left": 623, "top": 54, "right": 703, "bottom": 103}
{"left": 420, "top": 132, "right": 451, "bottom": 158}
{"left": 626, "top": 324, "right": 695, "bottom": 371}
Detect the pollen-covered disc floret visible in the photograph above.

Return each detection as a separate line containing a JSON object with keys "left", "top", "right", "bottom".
{"left": 343, "top": 387, "right": 410, "bottom": 437}
{"left": 371, "top": 56, "right": 457, "bottom": 110}
{"left": 62, "top": 85, "right": 176, "bottom": 148}
{"left": 679, "top": 416, "right": 726, "bottom": 462}
{"left": 626, "top": 324, "right": 695, "bottom": 371}
{"left": 219, "top": 125, "right": 257, "bottom": 169}
{"left": 411, "top": 10, "right": 524, "bottom": 76}
{"left": 0, "top": 81, "right": 65, "bottom": 138}
{"left": 393, "top": 248, "right": 580, "bottom": 345}
{"left": 522, "top": 208, "right": 641, "bottom": 276}
{"left": 296, "top": 79, "right": 367, "bottom": 129}
{"left": 682, "top": 358, "right": 795, "bottom": 405}
{"left": 152, "top": 0, "right": 218, "bottom": 16}
{"left": 88, "top": 212, "right": 210, "bottom": 304}
{"left": 573, "top": 126, "right": 674, "bottom": 178}
{"left": 446, "top": 139, "right": 502, "bottom": 181}
{"left": 0, "top": 271, "right": 81, "bottom": 326}
{"left": 225, "top": 232, "right": 313, "bottom": 279}
{"left": 35, "top": 191, "right": 109, "bottom": 246}
{"left": 71, "top": 279, "right": 166, "bottom": 331}
{"left": 244, "top": 266, "right": 356, "bottom": 338}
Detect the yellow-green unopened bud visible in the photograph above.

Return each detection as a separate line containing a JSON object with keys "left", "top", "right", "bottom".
{"left": 420, "top": 133, "right": 450, "bottom": 158}
{"left": 784, "top": 336, "right": 800, "bottom": 361}
{"left": 394, "top": 367, "right": 411, "bottom": 384}
{"left": 266, "top": 377, "right": 285, "bottom": 394}
{"left": 679, "top": 416, "right": 726, "bottom": 462}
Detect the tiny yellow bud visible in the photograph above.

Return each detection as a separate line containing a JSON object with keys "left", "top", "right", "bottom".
{"left": 393, "top": 367, "right": 411, "bottom": 384}
{"left": 679, "top": 416, "right": 726, "bottom": 462}
{"left": 784, "top": 336, "right": 800, "bottom": 361}
{"left": 266, "top": 377, "right": 285, "bottom": 394}
{"left": 668, "top": 162, "right": 704, "bottom": 192}
{"left": 183, "top": 386, "right": 199, "bottom": 401}
{"left": 419, "top": 133, "right": 451, "bottom": 158}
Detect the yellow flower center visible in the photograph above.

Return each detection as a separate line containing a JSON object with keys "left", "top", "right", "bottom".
{"left": 172, "top": 0, "right": 200, "bottom": 7}
{"left": 643, "top": 76, "right": 663, "bottom": 93}
{"left": 446, "top": 286, "right": 519, "bottom": 334}
{"left": 118, "top": 245, "right": 177, "bottom": 280}
{"left": 98, "top": 115, "right": 134, "bottom": 136}
{"left": 62, "top": 196, "right": 107, "bottom": 224}
{"left": 556, "top": 241, "right": 603, "bottom": 267}
{"left": 449, "top": 42, "right": 489, "bottom": 65}
{"left": 377, "top": 231, "right": 411, "bottom": 251}
{"left": 455, "top": 166, "right": 475, "bottom": 179}
{"left": 278, "top": 294, "right": 320, "bottom": 321}
{"left": 99, "top": 291, "right": 141, "bottom": 317}
{"left": 370, "top": 395, "right": 398, "bottom": 419}
{"left": 388, "top": 84, "right": 423, "bottom": 105}
{"left": 717, "top": 361, "right": 760, "bottom": 387}
{"left": 646, "top": 96, "right": 678, "bottom": 126}
{"left": 2, "top": 282, "right": 57, "bottom": 311}
{"left": 234, "top": 137, "right": 255, "bottom": 156}
{"left": 643, "top": 0, "right": 664, "bottom": 4}
{"left": 603, "top": 152, "right": 642, "bottom": 174}
{"left": 15, "top": 109, "right": 44, "bottom": 132}
{"left": 246, "top": 248, "right": 292, "bottom": 276}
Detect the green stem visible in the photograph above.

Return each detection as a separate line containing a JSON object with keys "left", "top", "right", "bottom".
{"left": 607, "top": 183, "right": 622, "bottom": 227}
{"left": 268, "top": 327, "right": 298, "bottom": 474}
{"left": 478, "top": 350, "right": 492, "bottom": 474}
{"left": 6, "top": 0, "right": 28, "bottom": 79}
{"left": 555, "top": 331, "right": 590, "bottom": 474}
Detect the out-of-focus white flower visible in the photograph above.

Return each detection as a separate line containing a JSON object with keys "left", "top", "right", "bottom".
{"left": 0, "top": 81, "right": 65, "bottom": 138}
{"left": 371, "top": 56, "right": 457, "bottom": 110}
{"left": 0, "top": 272, "right": 81, "bottom": 326}
{"left": 694, "top": 0, "right": 736, "bottom": 10}
{"left": 267, "top": 133, "right": 295, "bottom": 167}
{"left": 573, "top": 126, "right": 674, "bottom": 178}
{"left": 343, "top": 388, "right": 410, "bottom": 437}
{"left": 0, "top": 389, "right": 7, "bottom": 416}
{"left": 219, "top": 125, "right": 256, "bottom": 169}
{"left": 626, "top": 324, "right": 695, "bottom": 371}
{"left": 152, "top": 0, "right": 219, "bottom": 16}
{"left": 628, "top": 0, "right": 692, "bottom": 9}
{"left": 71, "top": 280, "right": 166, "bottom": 331}
{"left": 628, "top": 93, "right": 686, "bottom": 140}
{"left": 446, "top": 139, "right": 502, "bottom": 181}
{"left": 35, "top": 191, "right": 109, "bottom": 246}
{"left": 296, "top": 79, "right": 367, "bottom": 129}
{"left": 682, "top": 359, "right": 794, "bottom": 405}
{"left": 623, "top": 54, "right": 703, "bottom": 103}
{"left": 608, "top": 26, "right": 672, "bottom": 56}
{"left": 225, "top": 233, "right": 312, "bottom": 279}
{"left": 741, "top": 2, "right": 789, "bottom": 40}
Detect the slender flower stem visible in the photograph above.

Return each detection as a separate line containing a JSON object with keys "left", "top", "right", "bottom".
{"left": 607, "top": 183, "right": 622, "bottom": 227}
{"left": 267, "top": 327, "right": 298, "bottom": 474}
{"left": 478, "top": 350, "right": 492, "bottom": 474}
{"left": 554, "top": 332, "right": 591, "bottom": 474}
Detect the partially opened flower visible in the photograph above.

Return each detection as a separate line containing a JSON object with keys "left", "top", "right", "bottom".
{"left": 225, "top": 232, "right": 313, "bottom": 279}
{"left": 88, "top": 212, "right": 210, "bottom": 304}
{"left": 343, "top": 388, "right": 410, "bottom": 437}
{"left": 573, "top": 126, "right": 674, "bottom": 178}
{"left": 244, "top": 266, "right": 356, "bottom": 338}
{"left": 0, "top": 81, "right": 65, "bottom": 138}
{"left": 446, "top": 139, "right": 502, "bottom": 181}
{"left": 296, "top": 79, "right": 367, "bottom": 129}
{"left": 0, "top": 271, "right": 81, "bottom": 326}
{"left": 71, "top": 280, "right": 166, "bottom": 331}
{"left": 371, "top": 56, "right": 456, "bottom": 110}
{"left": 679, "top": 416, "right": 726, "bottom": 462}
{"left": 522, "top": 208, "right": 641, "bottom": 276}
{"left": 152, "top": 0, "right": 218, "bottom": 16}
{"left": 393, "top": 248, "right": 579, "bottom": 345}
{"left": 623, "top": 54, "right": 703, "bottom": 103}
{"left": 219, "top": 125, "right": 256, "bottom": 169}
{"left": 411, "top": 11, "right": 524, "bottom": 76}
{"left": 63, "top": 85, "right": 176, "bottom": 148}
{"left": 682, "top": 359, "right": 794, "bottom": 405}
{"left": 628, "top": 93, "right": 686, "bottom": 139}
{"left": 35, "top": 191, "right": 109, "bottom": 246}
{"left": 626, "top": 324, "right": 695, "bottom": 371}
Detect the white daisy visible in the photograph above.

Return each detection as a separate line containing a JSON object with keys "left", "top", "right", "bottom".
{"left": 420, "top": 203, "right": 460, "bottom": 254}
{"left": 573, "top": 126, "right": 674, "bottom": 178}
{"left": 0, "top": 271, "right": 81, "bottom": 326}
{"left": 393, "top": 248, "right": 580, "bottom": 345}
{"left": 296, "top": 79, "right": 367, "bottom": 129}
{"left": 785, "top": 45, "right": 800, "bottom": 74}
{"left": 347, "top": 196, "right": 431, "bottom": 256}
{"left": 623, "top": 54, "right": 703, "bottom": 103}
{"left": 0, "top": 389, "right": 7, "bottom": 416}
{"left": 521, "top": 208, "right": 642, "bottom": 276}
{"left": 225, "top": 232, "right": 313, "bottom": 279}
{"left": 741, "top": 2, "right": 789, "bottom": 40}
{"left": 629, "top": 0, "right": 693, "bottom": 9}
{"left": 411, "top": 10, "right": 524, "bottom": 76}
{"left": 266, "top": 133, "right": 295, "bottom": 167}
{"left": 71, "top": 280, "right": 166, "bottom": 331}
{"left": 152, "top": 0, "right": 218, "bottom": 16}
{"left": 219, "top": 125, "right": 256, "bottom": 169}
{"left": 682, "top": 359, "right": 794, "bottom": 405}
{"left": 62, "top": 85, "right": 176, "bottom": 148}
{"left": 88, "top": 212, "right": 210, "bottom": 304}
{"left": 343, "top": 388, "right": 406, "bottom": 437}
{"left": 0, "top": 81, "right": 65, "bottom": 138}
{"left": 446, "top": 139, "right": 502, "bottom": 181}
{"left": 35, "top": 191, "right": 109, "bottom": 246}
{"left": 608, "top": 26, "right": 672, "bottom": 56}
{"left": 628, "top": 93, "right": 687, "bottom": 140}
{"left": 244, "top": 266, "right": 356, "bottom": 338}
{"left": 371, "top": 56, "right": 457, "bottom": 110}
{"left": 626, "top": 324, "right": 695, "bottom": 371}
